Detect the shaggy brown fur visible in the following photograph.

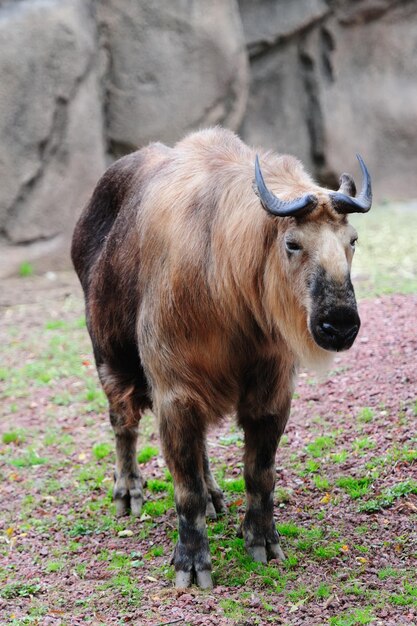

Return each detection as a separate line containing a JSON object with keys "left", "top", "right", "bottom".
{"left": 71, "top": 127, "right": 360, "bottom": 588}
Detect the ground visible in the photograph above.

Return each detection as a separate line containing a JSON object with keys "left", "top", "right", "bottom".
{"left": 0, "top": 204, "right": 416, "bottom": 626}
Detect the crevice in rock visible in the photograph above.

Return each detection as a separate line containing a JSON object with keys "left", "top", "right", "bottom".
{"left": 299, "top": 48, "right": 325, "bottom": 167}
{"left": 320, "top": 27, "right": 335, "bottom": 83}
{"left": 299, "top": 38, "right": 338, "bottom": 189}
{"left": 95, "top": 8, "right": 115, "bottom": 160}
{"left": 337, "top": 0, "right": 406, "bottom": 26}
{"left": 4, "top": 96, "right": 69, "bottom": 242}
{"left": 247, "top": 11, "right": 331, "bottom": 61}
{"left": 4, "top": 48, "right": 98, "bottom": 244}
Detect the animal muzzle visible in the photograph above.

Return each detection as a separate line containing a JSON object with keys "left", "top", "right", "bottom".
{"left": 311, "top": 306, "right": 360, "bottom": 352}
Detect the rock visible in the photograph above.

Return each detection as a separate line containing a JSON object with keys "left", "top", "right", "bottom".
{"left": 240, "top": 42, "right": 313, "bottom": 171}
{"left": 97, "top": 0, "right": 248, "bottom": 156}
{"left": 306, "top": 3, "right": 417, "bottom": 199}
{"left": 238, "top": 0, "right": 329, "bottom": 56}
{"left": 0, "top": 0, "right": 106, "bottom": 275}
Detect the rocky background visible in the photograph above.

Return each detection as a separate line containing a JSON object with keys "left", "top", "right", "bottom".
{"left": 0, "top": 0, "right": 416, "bottom": 277}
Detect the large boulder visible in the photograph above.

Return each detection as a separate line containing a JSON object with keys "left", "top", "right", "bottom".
{"left": 240, "top": 42, "right": 314, "bottom": 170}
{"left": 238, "top": 0, "right": 329, "bottom": 56}
{"left": 98, "top": 0, "right": 249, "bottom": 156}
{"left": 304, "top": 3, "right": 417, "bottom": 200}
{"left": 0, "top": 0, "right": 105, "bottom": 276}
{"left": 239, "top": 0, "right": 328, "bottom": 171}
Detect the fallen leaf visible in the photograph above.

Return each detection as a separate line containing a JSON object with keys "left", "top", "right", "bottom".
{"left": 356, "top": 557, "right": 368, "bottom": 564}
{"left": 118, "top": 529, "right": 134, "bottom": 538}
{"left": 320, "top": 493, "right": 331, "bottom": 504}
{"left": 340, "top": 544, "right": 349, "bottom": 553}
{"left": 8, "top": 472, "right": 23, "bottom": 482}
{"left": 228, "top": 498, "right": 244, "bottom": 507}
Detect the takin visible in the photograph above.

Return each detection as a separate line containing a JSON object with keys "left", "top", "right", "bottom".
{"left": 71, "top": 127, "right": 372, "bottom": 589}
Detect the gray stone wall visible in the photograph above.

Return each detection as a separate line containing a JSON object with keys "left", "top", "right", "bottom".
{"left": 0, "top": 0, "right": 415, "bottom": 276}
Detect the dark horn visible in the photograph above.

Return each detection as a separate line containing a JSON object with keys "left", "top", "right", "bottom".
{"left": 330, "top": 154, "right": 372, "bottom": 214}
{"left": 254, "top": 155, "right": 317, "bottom": 218}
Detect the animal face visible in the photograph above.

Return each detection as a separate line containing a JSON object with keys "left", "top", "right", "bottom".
{"left": 254, "top": 153, "right": 372, "bottom": 355}
{"left": 283, "top": 217, "right": 360, "bottom": 352}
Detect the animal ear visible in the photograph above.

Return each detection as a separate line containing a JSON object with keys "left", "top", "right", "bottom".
{"left": 337, "top": 173, "right": 356, "bottom": 197}
{"left": 254, "top": 155, "right": 317, "bottom": 218}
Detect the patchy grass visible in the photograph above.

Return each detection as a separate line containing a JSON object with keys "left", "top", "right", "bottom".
{"left": 351, "top": 203, "right": 417, "bottom": 297}
{"left": 1, "top": 251, "right": 417, "bottom": 624}
{"left": 358, "top": 479, "right": 417, "bottom": 512}
{"left": 137, "top": 445, "right": 159, "bottom": 463}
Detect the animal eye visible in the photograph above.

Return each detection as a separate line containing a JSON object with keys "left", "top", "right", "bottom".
{"left": 285, "top": 240, "right": 302, "bottom": 253}
{"left": 350, "top": 236, "right": 358, "bottom": 249}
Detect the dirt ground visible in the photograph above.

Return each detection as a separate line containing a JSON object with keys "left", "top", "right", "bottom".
{"left": 0, "top": 272, "right": 416, "bottom": 626}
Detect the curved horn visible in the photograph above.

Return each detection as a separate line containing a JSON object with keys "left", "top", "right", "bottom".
{"left": 330, "top": 154, "right": 372, "bottom": 214}
{"left": 254, "top": 155, "right": 317, "bottom": 218}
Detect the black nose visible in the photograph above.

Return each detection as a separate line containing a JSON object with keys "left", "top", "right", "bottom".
{"left": 313, "top": 308, "right": 360, "bottom": 351}
{"left": 320, "top": 321, "right": 359, "bottom": 343}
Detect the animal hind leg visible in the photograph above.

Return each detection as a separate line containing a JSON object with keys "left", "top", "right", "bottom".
{"left": 110, "top": 409, "right": 144, "bottom": 517}
{"left": 98, "top": 358, "right": 151, "bottom": 518}
{"left": 203, "top": 445, "right": 226, "bottom": 519}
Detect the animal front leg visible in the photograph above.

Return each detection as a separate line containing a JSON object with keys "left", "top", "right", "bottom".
{"left": 110, "top": 411, "right": 143, "bottom": 517}
{"left": 239, "top": 412, "right": 288, "bottom": 563}
{"left": 160, "top": 405, "right": 212, "bottom": 589}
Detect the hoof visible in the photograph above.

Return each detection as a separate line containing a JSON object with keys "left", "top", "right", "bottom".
{"left": 175, "top": 569, "right": 213, "bottom": 589}
{"left": 206, "top": 499, "right": 217, "bottom": 520}
{"left": 114, "top": 473, "right": 143, "bottom": 516}
{"left": 175, "top": 570, "right": 192, "bottom": 588}
{"left": 248, "top": 545, "right": 267, "bottom": 564}
{"left": 196, "top": 569, "right": 213, "bottom": 589}
{"left": 267, "top": 542, "right": 286, "bottom": 562}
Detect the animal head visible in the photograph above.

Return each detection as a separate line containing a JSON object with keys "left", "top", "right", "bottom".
{"left": 254, "top": 154, "right": 372, "bottom": 355}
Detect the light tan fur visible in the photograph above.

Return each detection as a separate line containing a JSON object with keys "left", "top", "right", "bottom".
{"left": 135, "top": 128, "right": 356, "bottom": 410}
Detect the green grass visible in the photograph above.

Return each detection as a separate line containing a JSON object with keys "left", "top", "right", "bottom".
{"left": 359, "top": 479, "right": 417, "bottom": 512}
{"left": 220, "top": 477, "right": 245, "bottom": 494}
{"left": 99, "top": 573, "right": 143, "bottom": 604}
{"left": 351, "top": 203, "right": 417, "bottom": 297}
{"left": 329, "top": 607, "right": 375, "bottom": 625}
{"left": 45, "top": 560, "right": 65, "bottom": 573}
{"left": 336, "top": 476, "right": 373, "bottom": 499}
{"left": 137, "top": 445, "right": 159, "bottom": 463}
{"left": 388, "top": 581, "right": 417, "bottom": 607}
{"left": 9, "top": 448, "right": 48, "bottom": 467}
{"left": 357, "top": 407, "right": 374, "bottom": 423}
{"left": 378, "top": 567, "right": 403, "bottom": 580}
{"left": 18, "top": 261, "right": 34, "bottom": 277}
{"left": 313, "top": 474, "right": 331, "bottom": 490}
{"left": 147, "top": 478, "right": 170, "bottom": 493}
{"left": 219, "top": 599, "right": 246, "bottom": 619}
{"left": 2, "top": 430, "right": 26, "bottom": 444}
{"left": 306, "top": 435, "right": 336, "bottom": 458}
{"left": 0, "top": 581, "right": 42, "bottom": 599}
{"left": 316, "top": 582, "right": 332, "bottom": 599}
{"left": 92, "top": 442, "right": 112, "bottom": 460}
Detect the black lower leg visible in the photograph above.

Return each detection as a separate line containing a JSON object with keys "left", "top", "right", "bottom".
{"left": 160, "top": 406, "right": 212, "bottom": 589}
{"left": 110, "top": 410, "right": 143, "bottom": 516}
{"left": 239, "top": 409, "right": 289, "bottom": 563}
